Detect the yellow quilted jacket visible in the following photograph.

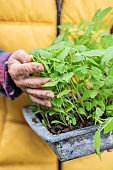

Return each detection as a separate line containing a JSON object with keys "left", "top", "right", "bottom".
{"left": 0, "top": 1, "right": 113, "bottom": 170}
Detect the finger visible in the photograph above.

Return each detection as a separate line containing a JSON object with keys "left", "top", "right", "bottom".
{"left": 11, "top": 62, "right": 44, "bottom": 77}
{"left": 8, "top": 50, "right": 32, "bottom": 64}
{"left": 11, "top": 50, "right": 33, "bottom": 63}
{"left": 16, "top": 77, "right": 50, "bottom": 88}
{"left": 26, "top": 88, "right": 54, "bottom": 98}
{"left": 107, "top": 149, "right": 113, "bottom": 152}
{"left": 23, "top": 55, "right": 33, "bottom": 63}
{"left": 30, "top": 95, "right": 51, "bottom": 107}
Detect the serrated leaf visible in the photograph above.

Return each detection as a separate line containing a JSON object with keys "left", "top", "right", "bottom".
{"left": 101, "top": 89, "right": 112, "bottom": 98}
{"left": 30, "top": 49, "right": 39, "bottom": 57}
{"left": 96, "top": 7, "right": 112, "bottom": 21}
{"left": 57, "top": 47, "right": 69, "bottom": 61}
{"left": 81, "top": 65, "right": 88, "bottom": 74}
{"left": 92, "top": 7, "right": 112, "bottom": 22}
{"left": 89, "top": 77, "right": 104, "bottom": 88}
{"left": 85, "top": 102, "right": 92, "bottom": 111}
{"left": 53, "top": 33, "right": 65, "bottom": 44}
{"left": 96, "top": 107, "right": 104, "bottom": 118}
{"left": 82, "top": 90, "right": 91, "bottom": 101}
{"left": 91, "top": 66, "right": 102, "bottom": 77}
{"left": 106, "top": 105, "right": 113, "bottom": 111}
{"left": 98, "top": 100, "right": 105, "bottom": 111}
{"left": 94, "top": 128, "right": 101, "bottom": 159}
{"left": 57, "top": 90, "right": 71, "bottom": 98}
{"left": 43, "top": 80, "right": 59, "bottom": 87}
{"left": 104, "top": 117, "right": 113, "bottom": 134}
{"left": 71, "top": 117, "right": 76, "bottom": 125}
{"left": 109, "top": 65, "right": 113, "bottom": 76}
{"left": 88, "top": 40, "right": 98, "bottom": 50}
{"left": 105, "top": 76, "right": 113, "bottom": 86}
{"left": 48, "top": 42, "right": 65, "bottom": 51}
{"left": 92, "top": 9, "right": 101, "bottom": 21}
{"left": 66, "top": 103, "right": 75, "bottom": 112}
{"left": 38, "top": 49, "right": 53, "bottom": 60}
{"left": 49, "top": 112, "right": 55, "bottom": 116}
{"left": 90, "top": 90, "right": 98, "bottom": 98}
{"left": 91, "top": 101, "right": 98, "bottom": 108}
{"left": 74, "top": 45, "right": 88, "bottom": 52}
{"left": 101, "top": 34, "right": 113, "bottom": 49}
{"left": 65, "top": 41, "right": 74, "bottom": 47}
{"left": 66, "top": 115, "right": 70, "bottom": 121}
{"left": 41, "top": 60, "right": 51, "bottom": 73}
{"left": 63, "top": 98, "right": 75, "bottom": 106}
{"left": 101, "top": 46, "right": 113, "bottom": 63}
{"left": 82, "top": 49, "right": 105, "bottom": 56}
{"left": 53, "top": 107, "right": 65, "bottom": 113}
{"left": 52, "top": 98, "right": 62, "bottom": 107}
{"left": 106, "top": 111, "right": 113, "bottom": 117}
{"left": 72, "top": 54, "right": 85, "bottom": 63}
{"left": 85, "top": 22, "right": 94, "bottom": 36}
{"left": 78, "top": 108, "right": 86, "bottom": 116}
{"left": 56, "top": 63, "right": 65, "bottom": 73}
{"left": 62, "top": 72, "right": 74, "bottom": 83}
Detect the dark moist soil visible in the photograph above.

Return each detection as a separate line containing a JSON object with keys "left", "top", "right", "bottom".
{"left": 49, "top": 119, "right": 94, "bottom": 135}
{"left": 33, "top": 113, "right": 94, "bottom": 135}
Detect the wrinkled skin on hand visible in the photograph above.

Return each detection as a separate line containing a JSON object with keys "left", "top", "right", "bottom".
{"left": 8, "top": 50, "right": 54, "bottom": 107}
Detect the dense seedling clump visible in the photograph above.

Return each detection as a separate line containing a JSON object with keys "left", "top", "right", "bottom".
{"left": 30, "top": 7, "right": 113, "bottom": 158}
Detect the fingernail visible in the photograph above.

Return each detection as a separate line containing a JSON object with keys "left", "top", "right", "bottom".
{"left": 47, "top": 78, "right": 50, "bottom": 82}
{"left": 45, "top": 102, "right": 51, "bottom": 107}
{"left": 28, "top": 55, "right": 33, "bottom": 61}
{"left": 47, "top": 93, "right": 54, "bottom": 98}
{"left": 29, "top": 54, "right": 33, "bottom": 58}
{"left": 24, "top": 55, "right": 33, "bottom": 63}
{"left": 37, "top": 66, "right": 41, "bottom": 72}
{"left": 45, "top": 78, "right": 50, "bottom": 82}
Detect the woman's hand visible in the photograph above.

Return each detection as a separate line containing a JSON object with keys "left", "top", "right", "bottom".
{"left": 8, "top": 50, "right": 54, "bottom": 107}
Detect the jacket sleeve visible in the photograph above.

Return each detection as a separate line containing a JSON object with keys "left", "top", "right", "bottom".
{"left": 0, "top": 51, "right": 22, "bottom": 100}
